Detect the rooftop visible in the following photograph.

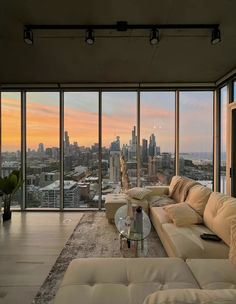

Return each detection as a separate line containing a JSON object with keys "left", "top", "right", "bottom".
{"left": 40, "top": 180, "right": 78, "bottom": 191}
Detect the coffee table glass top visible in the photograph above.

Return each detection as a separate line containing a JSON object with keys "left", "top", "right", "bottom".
{"left": 114, "top": 205, "right": 151, "bottom": 241}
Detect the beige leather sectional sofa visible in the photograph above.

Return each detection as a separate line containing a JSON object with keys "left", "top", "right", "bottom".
{"left": 150, "top": 176, "right": 235, "bottom": 259}
{"left": 54, "top": 257, "right": 236, "bottom": 304}
{"left": 54, "top": 176, "right": 236, "bottom": 304}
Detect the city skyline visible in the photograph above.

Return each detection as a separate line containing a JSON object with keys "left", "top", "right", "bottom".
{"left": 1, "top": 117, "right": 215, "bottom": 208}
{"left": 1, "top": 91, "right": 217, "bottom": 153}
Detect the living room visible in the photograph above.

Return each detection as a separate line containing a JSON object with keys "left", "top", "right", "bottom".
{"left": 0, "top": 0, "right": 236, "bottom": 303}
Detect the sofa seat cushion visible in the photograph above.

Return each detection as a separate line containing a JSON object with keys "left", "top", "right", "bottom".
{"left": 150, "top": 207, "right": 171, "bottom": 233}
{"left": 143, "top": 289, "right": 236, "bottom": 304}
{"left": 54, "top": 258, "right": 199, "bottom": 304}
{"left": 204, "top": 192, "right": 236, "bottom": 246}
{"left": 186, "top": 184, "right": 212, "bottom": 216}
{"left": 186, "top": 259, "right": 236, "bottom": 289}
{"left": 162, "top": 223, "right": 229, "bottom": 259}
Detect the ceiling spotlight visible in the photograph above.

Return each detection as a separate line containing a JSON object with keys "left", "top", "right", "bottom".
{"left": 150, "top": 28, "right": 159, "bottom": 45}
{"left": 85, "top": 29, "right": 95, "bottom": 45}
{"left": 211, "top": 28, "right": 221, "bottom": 45}
{"left": 24, "top": 28, "right": 33, "bottom": 45}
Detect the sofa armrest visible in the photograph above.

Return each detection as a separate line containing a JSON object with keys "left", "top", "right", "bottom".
{"left": 145, "top": 186, "right": 169, "bottom": 196}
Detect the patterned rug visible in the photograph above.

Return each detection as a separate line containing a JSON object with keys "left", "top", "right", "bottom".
{"left": 32, "top": 211, "right": 167, "bottom": 304}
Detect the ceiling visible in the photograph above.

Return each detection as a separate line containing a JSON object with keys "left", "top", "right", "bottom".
{"left": 0, "top": 0, "right": 236, "bottom": 85}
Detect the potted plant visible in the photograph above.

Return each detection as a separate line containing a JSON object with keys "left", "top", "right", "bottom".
{"left": 0, "top": 170, "right": 23, "bottom": 221}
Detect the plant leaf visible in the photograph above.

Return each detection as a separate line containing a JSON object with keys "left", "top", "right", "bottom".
{"left": 3, "top": 174, "right": 18, "bottom": 195}
{"left": 0, "top": 177, "right": 4, "bottom": 191}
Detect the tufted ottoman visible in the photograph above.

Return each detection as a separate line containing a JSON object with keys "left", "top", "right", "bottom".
{"left": 105, "top": 193, "right": 129, "bottom": 223}
{"left": 54, "top": 258, "right": 199, "bottom": 304}
{"left": 105, "top": 193, "right": 150, "bottom": 223}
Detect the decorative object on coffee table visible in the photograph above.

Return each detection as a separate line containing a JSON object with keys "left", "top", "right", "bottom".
{"left": 0, "top": 170, "right": 23, "bottom": 221}
{"left": 115, "top": 204, "right": 151, "bottom": 257}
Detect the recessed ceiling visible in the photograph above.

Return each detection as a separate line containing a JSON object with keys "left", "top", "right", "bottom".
{"left": 0, "top": 0, "right": 236, "bottom": 85}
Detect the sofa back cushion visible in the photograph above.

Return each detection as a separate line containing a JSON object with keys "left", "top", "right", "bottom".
{"left": 169, "top": 176, "right": 199, "bottom": 204}
{"left": 169, "top": 176, "right": 182, "bottom": 194}
{"left": 186, "top": 184, "right": 212, "bottom": 216}
{"left": 204, "top": 192, "right": 236, "bottom": 246}
{"left": 229, "top": 219, "right": 236, "bottom": 266}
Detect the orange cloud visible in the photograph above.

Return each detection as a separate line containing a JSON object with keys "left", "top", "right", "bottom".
{"left": 2, "top": 98, "right": 21, "bottom": 151}
{"left": 27, "top": 101, "right": 60, "bottom": 148}
{"left": 2, "top": 97, "right": 175, "bottom": 151}
{"left": 1, "top": 95, "right": 213, "bottom": 153}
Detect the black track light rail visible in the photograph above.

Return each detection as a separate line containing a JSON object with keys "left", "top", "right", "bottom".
{"left": 25, "top": 22, "right": 219, "bottom": 31}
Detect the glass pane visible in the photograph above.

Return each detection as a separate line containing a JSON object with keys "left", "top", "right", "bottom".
{"left": 220, "top": 86, "right": 228, "bottom": 193}
{"left": 1, "top": 92, "right": 22, "bottom": 208}
{"left": 64, "top": 92, "right": 99, "bottom": 208}
{"left": 179, "top": 91, "right": 214, "bottom": 189}
{"left": 102, "top": 92, "right": 137, "bottom": 200}
{"left": 140, "top": 92, "right": 175, "bottom": 186}
{"left": 26, "top": 92, "right": 60, "bottom": 207}
{"left": 234, "top": 81, "right": 236, "bottom": 102}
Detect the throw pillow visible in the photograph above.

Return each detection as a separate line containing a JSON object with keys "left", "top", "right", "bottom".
{"left": 126, "top": 187, "right": 152, "bottom": 200}
{"left": 186, "top": 184, "right": 212, "bottom": 216}
{"left": 164, "top": 202, "right": 203, "bottom": 227}
{"left": 229, "top": 219, "right": 236, "bottom": 267}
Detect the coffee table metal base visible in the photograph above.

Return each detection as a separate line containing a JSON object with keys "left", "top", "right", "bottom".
{"left": 119, "top": 233, "right": 145, "bottom": 257}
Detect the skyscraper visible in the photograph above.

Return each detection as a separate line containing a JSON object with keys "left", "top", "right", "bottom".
{"left": 131, "top": 126, "right": 137, "bottom": 147}
{"left": 65, "top": 131, "right": 70, "bottom": 155}
{"left": 149, "top": 133, "right": 156, "bottom": 157}
{"left": 38, "top": 143, "right": 44, "bottom": 154}
{"left": 142, "top": 139, "right": 148, "bottom": 164}
{"left": 129, "top": 126, "right": 137, "bottom": 161}
{"left": 110, "top": 136, "right": 120, "bottom": 151}
{"left": 65, "top": 131, "right": 70, "bottom": 145}
{"left": 109, "top": 151, "right": 121, "bottom": 183}
{"left": 148, "top": 156, "right": 156, "bottom": 177}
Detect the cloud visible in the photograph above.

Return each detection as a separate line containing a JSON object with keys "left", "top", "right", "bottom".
{"left": 2, "top": 98, "right": 21, "bottom": 151}
{"left": 2, "top": 91, "right": 214, "bottom": 153}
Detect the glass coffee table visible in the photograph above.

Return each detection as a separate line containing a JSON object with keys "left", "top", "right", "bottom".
{"left": 114, "top": 205, "right": 151, "bottom": 257}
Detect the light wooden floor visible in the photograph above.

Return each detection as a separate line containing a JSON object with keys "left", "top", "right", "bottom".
{"left": 0, "top": 212, "right": 83, "bottom": 304}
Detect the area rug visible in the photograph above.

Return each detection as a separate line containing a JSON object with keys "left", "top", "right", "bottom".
{"left": 32, "top": 211, "right": 167, "bottom": 304}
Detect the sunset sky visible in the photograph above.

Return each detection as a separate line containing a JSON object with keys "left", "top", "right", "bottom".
{"left": 1, "top": 90, "right": 216, "bottom": 153}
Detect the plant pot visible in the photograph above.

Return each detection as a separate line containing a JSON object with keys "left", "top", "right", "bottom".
{"left": 3, "top": 211, "right": 11, "bottom": 221}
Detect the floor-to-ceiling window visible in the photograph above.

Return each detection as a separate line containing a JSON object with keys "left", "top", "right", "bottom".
{"left": 1, "top": 84, "right": 231, "bottom": 210}
{"left": 64, "top": 92, "right": 99, "bottom": 208}
{"left": 179, "top": 91, "right": 214, "bottom": 189}
{"left": 0, "top": 92, "right": 22, "bottom": 207}
{"left": 102, "top": 92, "right": 137, "bottom": 196}
{"left": 26, "top": 92, "right": 60, "bottom": 207}
{"left": 140, "top": 92, "right": 175, "bottom": 186}
{"left": 220, "top": 86, "right": 228, "bottom": 193}
{"left": 234, "top": 81, "right": 236, "bottom": 101}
